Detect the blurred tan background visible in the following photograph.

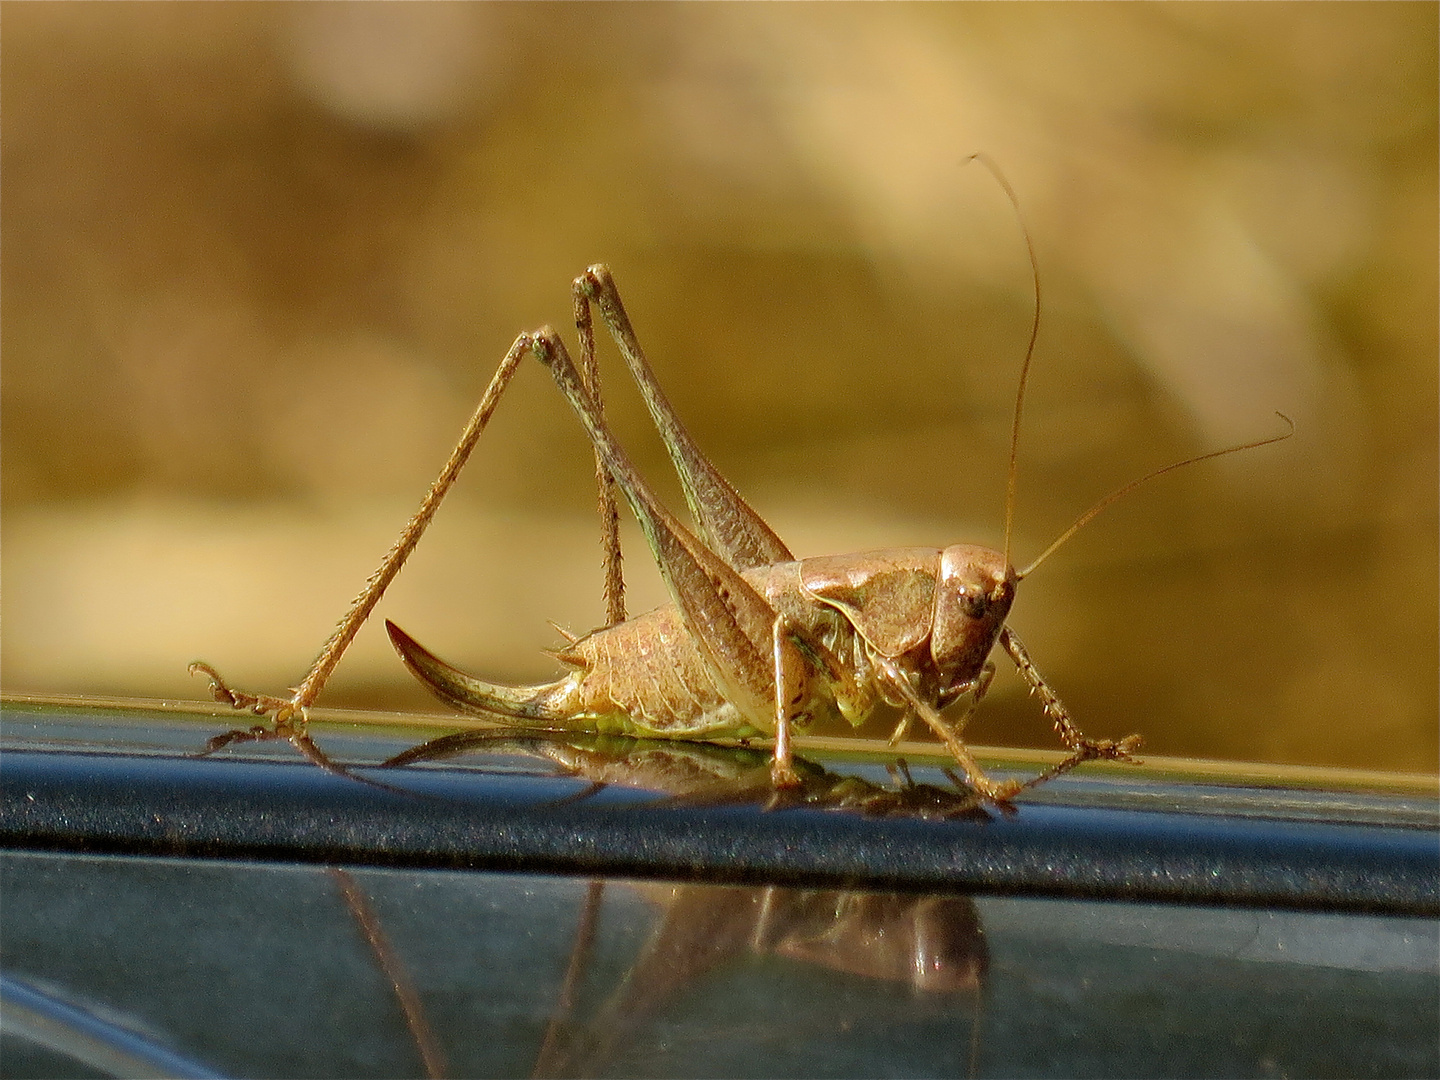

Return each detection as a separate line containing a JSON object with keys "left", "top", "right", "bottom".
{"left": 3, "top": 2, "right": 1435, "bottom": 773}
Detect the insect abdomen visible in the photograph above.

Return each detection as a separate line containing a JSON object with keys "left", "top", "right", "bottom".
{"left": 390, "top": 562, "right": 848, "bottom": 741}
{"left": 559, "top": 607, "right": 758, "bottom": 739}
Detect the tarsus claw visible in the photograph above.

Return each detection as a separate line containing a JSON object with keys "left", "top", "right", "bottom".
{"left": 188, "top": 661, "right": 302, "bottom": 725}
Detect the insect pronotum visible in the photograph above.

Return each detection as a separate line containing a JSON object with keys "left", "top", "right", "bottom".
{"left": 191, "top": 157, "right": 1291, "bottom": 802}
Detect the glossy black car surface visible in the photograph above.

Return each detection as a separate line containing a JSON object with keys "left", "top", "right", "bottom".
{"left": 2, "top": 697, "right": 1436, "bottom": 1078}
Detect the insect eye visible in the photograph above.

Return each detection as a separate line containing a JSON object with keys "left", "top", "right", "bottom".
{"left": 960, "top": 590, "right": 988, "bottom": 619}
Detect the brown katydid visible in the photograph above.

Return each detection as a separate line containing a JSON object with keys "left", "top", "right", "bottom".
{"left": 328, "top": 737, "right": 990, "bottom": 1077}
{"left": 331, "top": 857, "right": 987, "bottom": 1080}
{"left": 529, "top": 881, "right": 988, "bottom": 1080}
{"left": 191, "top": 161, "right": 1292, "bottom": 802}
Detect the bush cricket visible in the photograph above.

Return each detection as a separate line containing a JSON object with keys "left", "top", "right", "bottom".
{"left": 527, "top": 881, "right": 988, "bottom": 1079}
{"left": 191, "top": 160, "right": 1291, "bottom": 802}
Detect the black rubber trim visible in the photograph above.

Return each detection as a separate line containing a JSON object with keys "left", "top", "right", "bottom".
{"left": 3, "top": 723, "right": 1435, "bottom": 915}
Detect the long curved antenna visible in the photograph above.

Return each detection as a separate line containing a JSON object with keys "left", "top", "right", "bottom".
{"left": 1017, "top": 413, "right": 1294, "bottom": 580}
{"left": 960, "top": 154, "right": 1042, "bottom": 570}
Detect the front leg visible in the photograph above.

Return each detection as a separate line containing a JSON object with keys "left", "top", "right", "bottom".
{"left": 887, "top": 662, "right": 993, "bottom": 747}
{"left": 874, "top": 655, "right": 1023, "bottom": 803}
{"left": 1000, "top": 627, "right": 1142, "bottom": 778}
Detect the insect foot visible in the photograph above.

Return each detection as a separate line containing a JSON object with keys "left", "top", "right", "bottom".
{"left": 187, "top": 660, "right": 302, "bottom": 719}
{"left": 188, "top": 661, "right": 308, "bottom": 744}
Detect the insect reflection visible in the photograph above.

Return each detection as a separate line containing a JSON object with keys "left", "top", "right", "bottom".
{"left": 332, "top": 870, "right": 988, "bottom": 1080}
{"left": 380, "top": 727, "right": 1000, "bottom": 820}
{"left": 322, "top": 731, "right": 992, "bottom": 1078}
{"left": 528, "top": 881, "right": 988, "bottom": 1080}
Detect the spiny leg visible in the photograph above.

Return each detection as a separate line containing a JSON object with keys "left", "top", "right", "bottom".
{"left": 331, "top": 869, "right": 447, "bottom": 1080}
{"left": 887, "top": 663, "right": 995, "bottom": 747}
{"left": 574, "top": 284, "right": 626, "bottom": 628}
{"left": 770, "top": 615, "right": 818, "bottom": 788}
{"left": 532, "top": 879, "right": 607, "bottom": 1080}
{"left": 530, "top": 327, "right": 813, "bottom": 776}
{"left": 873, "top": 655, "right": 1023, "bottom": 803}
{"left": 999, "top": 626, "right": 1142, "bottom": 786}
{"left": 574, "top": 265, "right": 792, "bottom": 572}
{"left": 191, "top": 333, "right": 533, "bottom": 736}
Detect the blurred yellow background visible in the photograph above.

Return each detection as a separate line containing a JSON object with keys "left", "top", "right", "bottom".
{"left": 3, "top": 3, "right": 1435, "bottom": 773}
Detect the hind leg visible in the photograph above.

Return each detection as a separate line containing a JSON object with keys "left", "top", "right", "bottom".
{"left": 528, "top": 327, "right": 841, "bottom": 784}
{"left": 574, "top": 265, "right": 791, "bottom": 573}
{"left": 192, "top": 333, "right": 533, "bottom": 730}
